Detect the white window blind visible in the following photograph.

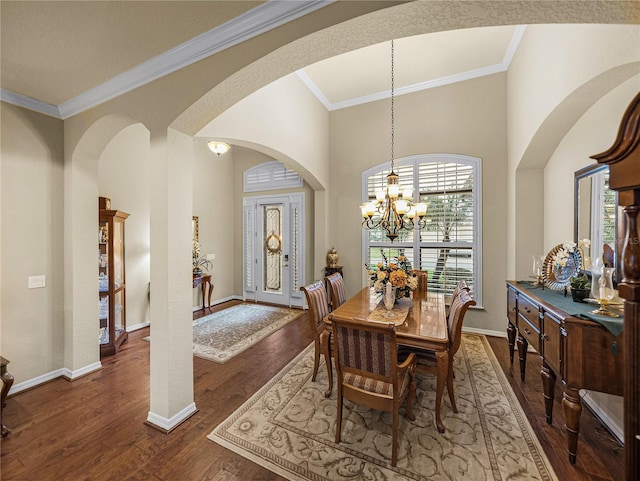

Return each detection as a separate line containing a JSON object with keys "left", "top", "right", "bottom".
{"left": 244, "top": 161, "right": 303, "bottom": 193}
{"left": 363, "top": 154, "right": 482, "bottom": 304}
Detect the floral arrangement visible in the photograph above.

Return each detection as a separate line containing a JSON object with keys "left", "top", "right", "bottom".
{"left": 366, "top": 250, "right": 418, "bottom": 298}
{"left": 553, "top": 239, "right": 590, "bottom": 270}
{"left": 192, "top": 239, "right": 213, "bottom": 274}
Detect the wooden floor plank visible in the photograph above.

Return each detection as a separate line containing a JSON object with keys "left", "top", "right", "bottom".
{"left": 0, "top": 302, "right": 623, "bottom": 480}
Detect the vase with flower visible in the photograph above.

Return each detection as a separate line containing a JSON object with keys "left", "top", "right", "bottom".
{"left": 192, "top": 239, "right": 213, "bottom": 276}
{"left": 365, "top": 249, "right": 418, "bottom": 302}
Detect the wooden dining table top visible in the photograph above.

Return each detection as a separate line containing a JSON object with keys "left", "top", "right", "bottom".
{"left": 326, "top": 287, "right": 449, "bottom": 351}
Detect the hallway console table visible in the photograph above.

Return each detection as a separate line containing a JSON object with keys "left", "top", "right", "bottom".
{"left": 1, "top": 356, "right": 14, "bottom": 437}
{"left": 506, "top": 281, "right": 623, "bottom": 464}
{"left": 193, "top": 274, "right": 213, "bottom": 310}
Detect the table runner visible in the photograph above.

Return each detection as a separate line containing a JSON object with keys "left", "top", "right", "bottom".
{"left": 367, "top": 297, "right": 413, "bottom": 325}
{"left": 516, "top": 281, "right": 623, "bottom": 337}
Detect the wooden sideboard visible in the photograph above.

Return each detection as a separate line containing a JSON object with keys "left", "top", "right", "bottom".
{"left": 506, "top": 281, "right": 624, "bottom": 464}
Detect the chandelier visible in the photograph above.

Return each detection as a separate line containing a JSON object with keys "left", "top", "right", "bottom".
{"left": 360, "top": 40, "right": 427, "bottom": 242}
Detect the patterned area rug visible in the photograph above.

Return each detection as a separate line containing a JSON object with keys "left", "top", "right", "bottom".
{"left": 208, "top": 334, "right": 558, "bottom": 481}
{"left": 193, "top": 303, "right": 302, "bottom": 363}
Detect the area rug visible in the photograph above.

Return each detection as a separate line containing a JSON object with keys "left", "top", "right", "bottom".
{"left": 193, "top": 303, "right": 302, "bottom": 363}
{"left": 208, "top": 334, "right": 558, "bottom": 481}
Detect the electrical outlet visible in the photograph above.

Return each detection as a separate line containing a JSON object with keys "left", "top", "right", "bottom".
{"left": 28, "top": 275, "right": 46, "bottom": 289}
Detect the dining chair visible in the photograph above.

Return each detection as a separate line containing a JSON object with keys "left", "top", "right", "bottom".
{"left": 300, "top": 281, "right": 333, "bottom": 397}
{"left": 332, "top": 317, "right": 416, "bottom": 466}
{"left": 325, "top": 272, "right": 346, "bottom": 311}
{"left": 446, "top": 279, "right": 470, "bottom": 316}
{"left": 400, "top": 288, "right": 476, "bottom": 414}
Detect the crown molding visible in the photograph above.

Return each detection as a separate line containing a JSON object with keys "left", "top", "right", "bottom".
{"left": 1, "top": 89, "right": 62, "bottom": 118}
{"left": 2, "top": 0, "right": 334, "bottom": 119}
{"left": 299, "top": 25, "right": 527, "bottom": 112}
{"left": 295, "top": 69, "right": 331, "bottom": 109}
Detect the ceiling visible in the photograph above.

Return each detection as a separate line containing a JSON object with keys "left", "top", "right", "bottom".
{"left": 0, "top": 1, "right": 520, "bottom": 117}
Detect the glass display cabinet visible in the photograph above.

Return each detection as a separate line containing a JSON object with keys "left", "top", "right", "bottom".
{"left": 99, "top": 202, "right": 129, "bottom": 356}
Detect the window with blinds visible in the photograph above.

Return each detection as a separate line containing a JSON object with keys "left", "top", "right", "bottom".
{"left": 362, "top": 154, "right": 482, "bottom": 304}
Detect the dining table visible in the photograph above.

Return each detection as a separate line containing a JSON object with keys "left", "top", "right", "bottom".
{"left": 325, "top": 287, "right": 450, "bottom": 433}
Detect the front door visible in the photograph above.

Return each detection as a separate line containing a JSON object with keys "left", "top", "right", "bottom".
{"left": 243, "top": 193, "right": 305, "bottom": 307}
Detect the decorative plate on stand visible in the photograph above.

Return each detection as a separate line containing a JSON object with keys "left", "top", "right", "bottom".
{"left": 542, "top": 244, "right": 582, "bottom": 290}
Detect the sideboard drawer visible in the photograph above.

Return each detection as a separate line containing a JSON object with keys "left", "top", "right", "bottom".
{"left": 519, "top": 315, "right": 540, "bottom": 350}
{"left": 518, "top": 294, "right": 541, "bottom": 331}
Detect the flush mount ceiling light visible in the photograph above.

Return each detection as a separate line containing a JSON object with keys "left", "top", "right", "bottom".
{"left": 208, "top": 141, "right": 231, "bottom": 157}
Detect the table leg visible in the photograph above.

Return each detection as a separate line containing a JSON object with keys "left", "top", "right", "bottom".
{"left": 321, "top": 330, "right": 333, "bottom": 398}
{"left": 435, "top": 350, "right": 449, "bottom": 433}
{"left": 207, "top": 282, "right": 213, "bottom": 309}
{"left": 541, "top": 361, "right": 556, "bottom": 424}
{"left": 1, "top": 368, "right": 14, "bottom": 437}
{"left": 562, "top": 387, "right": 582, "bottom": 465}
{"left": 516, "top": 333, "right": 528, "bottom": 381}
{"left": 507, "top": 321, "right": 516, "bottom": 365}
{"left": 201, "top": 281, "right": 208, "bottom": 310}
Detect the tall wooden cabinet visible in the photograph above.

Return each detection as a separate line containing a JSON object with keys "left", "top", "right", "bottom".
{"left": 99, "top": 204, "right": 129, "bottom": 356}
{"left": 592, "top": 92, "right": 640, "bottom": 481}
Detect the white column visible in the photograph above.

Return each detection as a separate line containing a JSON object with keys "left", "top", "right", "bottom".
{"left": 146, "top": 128, "right": 197, "bottom": 431}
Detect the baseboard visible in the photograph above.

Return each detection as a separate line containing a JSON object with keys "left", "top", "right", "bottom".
{"left": 9, "top": 361, "right": 102, "bottom": 396}
{"left": 462, "top": 326, "right": 507, "bottom": 338}
{"left": 145, "top": 402, "right": 198, "bottom": 433}
{"left": 128, "top": 321, "right": 150, "bottom": 332}
{"left": 581, "top": 391, "right": 624, "bottom": 445}
{"left": 192, "top": 295, "right": 243, "bottom": 312}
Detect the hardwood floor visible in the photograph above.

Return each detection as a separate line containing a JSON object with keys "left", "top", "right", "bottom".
{"left": 1, "top": 302, "right": 624, "bottom": 481}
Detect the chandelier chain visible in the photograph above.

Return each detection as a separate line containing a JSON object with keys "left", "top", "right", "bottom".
{"left": 390, "top": 40, "right": 395, "bottom": 171}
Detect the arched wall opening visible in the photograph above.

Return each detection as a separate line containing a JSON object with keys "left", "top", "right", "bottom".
{"left": 65, "top": 114, "right": 150, "bottom": 374}
{"left": 512, "top": 63, "right": 640, "bottom": 279}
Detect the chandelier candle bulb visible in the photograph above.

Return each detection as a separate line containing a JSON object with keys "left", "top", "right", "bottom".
{"left": 395, "top": 199, "right": 409, "bottom": 215}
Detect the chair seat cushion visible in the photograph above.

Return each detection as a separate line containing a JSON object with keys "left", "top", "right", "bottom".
{"left": 343, "top": 369, "right": 411, "bottom": 398}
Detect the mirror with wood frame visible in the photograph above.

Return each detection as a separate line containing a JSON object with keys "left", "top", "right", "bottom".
{"left": 192, "top": 216, "right": 199, "bottom": 243}
{"left": 574, "top": 163, "right": 620, "bottom": 282}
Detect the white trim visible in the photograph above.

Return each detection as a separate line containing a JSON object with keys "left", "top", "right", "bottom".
{"left": 192, "top": 295, "right": 243, "bottom": 312}
{"left": 127, "top": 321, "right": 150, "bottom": 332}
{"left": 0, "top": 90, "right": 62, "bottom": 118}
{"left": 504, "top": 25, "right": 527, "bottom": 66}
{"left": 9, "top": 362, "right": 103, "bottom": 395}
{"left": 581, "top": 391, "right": 624, "bottom": 445}
{"left": 462, "top": 326, "right": 506, "bottom": 339}
{"left": 2, "top": 1, "right": 333, "bottom": 119}
{"left": 61, "top": 361, "right": 103, "bottom": 381}
{"left": 146, "top": 402, "right": 198, "bottom": 432}
{"left": 302, "top": 25, "right": 527, "bottom": 112}
{"left": 295, "top": 69, "right": 331, "bottom": 109}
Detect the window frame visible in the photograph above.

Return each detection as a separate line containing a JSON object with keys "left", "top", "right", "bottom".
{"left": 361, "top": 153, "right": 482, "bottom": 306}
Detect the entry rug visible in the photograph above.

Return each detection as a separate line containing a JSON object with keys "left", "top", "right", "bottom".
{"left": 193, "top": 303, "right": 302, "bottom": 363}
{"left": 208, "top": 334, "right": 558, "bottom": 481}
